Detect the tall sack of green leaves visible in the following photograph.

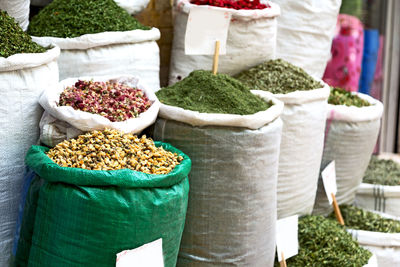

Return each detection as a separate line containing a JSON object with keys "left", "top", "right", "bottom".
{"left": 0, "top": 11, "right": 60, "bottom": 266}
{"left": 313, "top": 88, "right": 383, "bottom": 215}
{"left": 154, "top": 71, "right": 284, "bottom": 266}
{"left": 168, "top": 0, "right": 280, "bottom": 85}
{"left": 28, "top": 0, "right": 160, "bottom": 92}
{"left": 356, "top": 156, "right": 400, "bottom": 217}
{"left": 236, "top": 59, "right": 330, "bottom": 219}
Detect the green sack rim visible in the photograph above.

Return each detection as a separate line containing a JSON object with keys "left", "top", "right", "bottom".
{"left": 25, "top": 141, "right": 191, "bottom": 188}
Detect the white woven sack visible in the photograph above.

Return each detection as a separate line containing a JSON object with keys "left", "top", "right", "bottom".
{"left": 0, "top": 0, "right": 29, "bottom": 30}
{"left": 273, "top": 0, "right": 341, "bottom": 79}
{"left": 254, "top": 79, "right": 330, "bottom": 219}
{"left": 168, "top": 0, "right": 280, "bottom": 85}
{"left": 154, "top": 93, "right": 283, "bottom": 266}
{"left": 0, "top": 46, "right": 60, "bottom": 266}
{"left": 313, "top": 93, "right": 383, "bottom": 215}
{"left": 356, "top": 183, "right": 400, "bottom": 217}
{"left": 30, "top": 0, "right": 149, "bottom": 15}
{"left": 348, "top": 212, "right": 400, "bottom": 267}
{"left": 39, "top": 75, "right": 160, "bottom": 147}
{"left": 32, "top": 28, "right": 161, "bottom": 92}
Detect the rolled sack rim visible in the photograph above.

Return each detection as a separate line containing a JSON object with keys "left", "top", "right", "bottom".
{"left": 158, "top": 91, "right": 284, "bottom": 129}
{"left": 39, "top": 74, "right": 161, "bottom": 133}
{"left": 30, "top": 27, "right": 161, "bottom": 50}
{"left": 327, "top": 92, "right": 384, "bottom": 122}
{"left": 253, "top": 77, "right": 331, "bottom": 105}
{"left": 0, "top": 45, "right": 60, "bottom": 72}
{"left": 25, "top": 143, "right": 192, "bottom": 188}
{"left": 176, "top": 0, "right": 281, "bottom": 20}
{"left": 357, "top": 183, "right": 400, "bottom": 197}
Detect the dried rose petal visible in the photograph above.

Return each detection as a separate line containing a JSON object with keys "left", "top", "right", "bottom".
{"left": 59, "top": 80, "right": 152, "bottom": 122}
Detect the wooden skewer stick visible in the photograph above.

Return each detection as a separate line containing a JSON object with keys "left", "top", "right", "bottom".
{"left": 331, "top": 193, "right": 344, "bottom": 225}
{"left": 280, "top": 251, "right": 287, "bottom": 267}
{"left": 212, "top": 40, "right": 220, "bottom": 75}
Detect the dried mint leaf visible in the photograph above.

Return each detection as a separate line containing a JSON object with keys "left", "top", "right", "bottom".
{"left": 156, "top": 70, "right": 273, "bottom": 115}
{"left": 328, "top": 87, "right": 371, "bottom": 107}
{"left": 28, "top": 0, "right": 150, "bottom": 38}
{"left": 363, "top": 156, "right": 400, "bottom": 186}
{"left": 235, "top": 59, "right": 323, "bottom": 94}
{"left": 0, "top": 10, "right": 46, "bottom": 58}
{"left": 329, "top": 205, "right": 400, "bottom": 233}
{"left": 275, "top": 215, "right": 371, "bottom": 267}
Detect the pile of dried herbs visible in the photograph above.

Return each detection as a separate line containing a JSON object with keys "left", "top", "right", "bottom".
{"left": 156, "top": 70, "right": 273, "bottom": 115}
{"left": 363, "top": 156, "right": 400, "bottom": 186}
{"left": 0, "top": 11, "right": 46, "bottom": 58}
{"left": 28, "top": 0, "right": 150, "bottom": 38}
{"left": 275, "top": 215, "right": 371, "bottom": 267}
{"left": 329, "top": 87, "right": 371, "bottom": 107}
{"left": 329, "top": 205, "right": 400, "bottom": 233}
{"left": 235, "top": 59, "right": 323, "bottom": 94}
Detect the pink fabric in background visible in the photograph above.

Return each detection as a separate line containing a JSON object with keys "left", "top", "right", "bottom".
{"left": 323, "top": 14, "right": 364, "bottom": 92}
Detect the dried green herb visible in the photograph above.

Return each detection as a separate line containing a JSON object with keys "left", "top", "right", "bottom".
{"left": 275, "top": 215, "right": 371, "bottom": 267}
{"left": 329, "top": 205, "right": 400, "bottom": 233}
{"left": 156, "top": 70, "right": 273, "bottom": 115}
{"left": 329, "top": 87, "right": 371, "bottom": 107}
{"left": 235, "top": 59, "right": 323, "bottom": 94}
{"left": 363, "top": 156, "right": 400, "bottom": 186}
{"left": 28, "top": 0, "right": 150, "bottom": 38}
{"left": 0, "top": 11, "right": 46, "bottom": 58}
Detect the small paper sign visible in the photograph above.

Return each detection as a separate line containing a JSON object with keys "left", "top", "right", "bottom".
{"left": 116, "top": 239, "right": 164, "bottom": 267}
{"left": 321, "top": 161, "right": 337, "bottom": 204}
{"left": 185, "top": 6, "right": 231, "bottom": 55}
{"left": 276, "top": 215, "right": 299, "bottom": 262}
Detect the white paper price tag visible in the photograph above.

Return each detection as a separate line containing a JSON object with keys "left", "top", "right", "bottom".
{"left": 321, "top": 160, "right": 337, "bottom": 204}
{"left": 276, "top": 215, "right": 299, "bottom": 262}
{"left": 116, "top": 239, "right": 164, "bottom": 267}
{"left": 185, "top": 6, "right": 231, "bottom": 55}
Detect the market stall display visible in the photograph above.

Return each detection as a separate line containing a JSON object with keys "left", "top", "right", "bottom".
{"left": 169, "top": 0, "right": 280, "bottom": 85}
{"left": 356, "top": 156, "right": 400, "bottom": 217}
{"left": 236, "top": 59, "right": 330, "bottom": 218}
{"left": 0, "top": 11, "right": 59, "bottom": 266}
{"left": 39, "top": 75, "right": 160, "bottom": 147}
{"left": 274, "top": 215, "right": 376, "bottom": 267}
{"left": 273, "top": 0, "right": 341, "bottom": 79}
{"left": 330, "top": 205, "right": 400, "bottom": 266}
{"left": 28, "top": 0, "right": 160, "bottom": 92}
{"left": 15, "top": 130, "right": 191, "bottom": 267}
{"left": 154, "top": 70, "right": 284, "bottom": 266}
{"left": 313, "top": 89, "right": 383, "bottom": 215}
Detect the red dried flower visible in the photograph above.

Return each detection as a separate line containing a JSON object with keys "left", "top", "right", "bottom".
{"left": 59, "top": 80, "right": 152, "bottom": 122}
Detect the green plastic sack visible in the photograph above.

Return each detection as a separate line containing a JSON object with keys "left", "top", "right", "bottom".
{"left": 15, "top": 143, "right": 191, "bottom": 267}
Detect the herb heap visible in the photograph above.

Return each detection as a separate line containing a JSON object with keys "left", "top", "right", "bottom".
{"left": 363, "top": 156, "right": 400, "bottom": 186}
{"left": 47, "top": 129, "right": 183, "bottom": 174}
{"left": 28, "top": 0, "right": 150, "bottom": 38}
{"left": 275, "top": 215, "right": 371, "bottom": 267}
{"left": 59, "top": 80, "right": 152, "bottom": 122}
{"left": 329, "top": 87, "right": 371, "bottom": 107}
{"left": 235, "top": 59, "right": 323, "bottom": 94}
{"left": 0, "top": 11, "right": 46, "bottom": 58}
{"left": 190, "top": 0, "right": 270, "bottom": 10}
{"left": 329, "top": 205, "right": 400, "bottom": 233}
{"left": 156, "top": 70, "right": 273, "bottom": 115}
